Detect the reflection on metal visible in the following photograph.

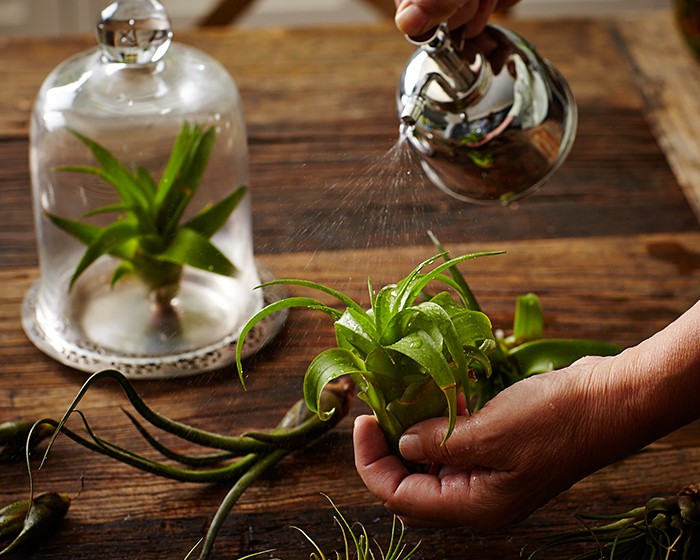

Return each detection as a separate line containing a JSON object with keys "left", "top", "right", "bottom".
{"left": 398, "top": 23, "right": 577, "bottom": 204}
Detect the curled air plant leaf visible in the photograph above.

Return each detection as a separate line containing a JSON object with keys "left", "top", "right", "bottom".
{"left": 0, "top": 492, "right": 70, "bottom": 556}
{"left": 237, "top": 249, "right": 501, "bottom": 453}
{"left": 522, "top": 483, "right": 700, "bottom": 559}
{"left": 30, "top": 369, "right": 354, "bottom": 560}
{"left": 46, "top": 122, "right": 245, "bottom": 311}
{"left": 0, "top": 420, "right": 53, "bottom": 463}
{"left": 236, "top": 233, "right": 620, "bottom": 455}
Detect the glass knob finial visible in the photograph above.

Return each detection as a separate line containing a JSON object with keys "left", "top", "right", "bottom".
{"left": 97, "top": 0, "right": 172, "bottom": 64}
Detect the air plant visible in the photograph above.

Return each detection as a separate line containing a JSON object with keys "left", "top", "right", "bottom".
{"left": 46, "top": 122, "right": 246, "bottom": 315}
{"left": 183, "top": 495, "right": 419, "bottom": 560}
{"left": 236, "top": 233, "right": 620, "bottom": 454}
{"left": 23, "top": 369, "right": 354, "bottom": 560}
{"left": 291, "top": 495, "right": 420, "bottom": 560}
{"left": 522, "top": 483, "right": 700, "bottom": 559}
{"left": 0, "top": 492, "right": 70, "bottom": 556}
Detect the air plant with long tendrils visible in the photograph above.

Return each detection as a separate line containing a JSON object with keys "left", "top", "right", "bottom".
{"left": 11, "top": 369, "right": 353, "bottom": 559}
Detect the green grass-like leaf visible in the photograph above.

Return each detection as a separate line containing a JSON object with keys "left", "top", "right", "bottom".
{"left": 290, "top": 495, "right": 421, "bottom": 560}
{"left": 68, "top": 221, "right": 140, "bottom": 289}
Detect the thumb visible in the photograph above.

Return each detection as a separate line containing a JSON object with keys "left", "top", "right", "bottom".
{"left": 395, "top": 0, "right": 478, "bottom": 37}
{"left": 398, "top": 416, "right": 486, "bottom": 466}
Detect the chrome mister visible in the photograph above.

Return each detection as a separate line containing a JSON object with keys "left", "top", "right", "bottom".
{"left": 398, "top": 23, "right": 577, "bottom": 204}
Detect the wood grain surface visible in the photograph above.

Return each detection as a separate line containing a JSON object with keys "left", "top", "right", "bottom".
{"left": 0, "top": 12, "right": 699, "bottom": 560}
{"left": 617, "top": 11, "right": 700, "bottom": 220}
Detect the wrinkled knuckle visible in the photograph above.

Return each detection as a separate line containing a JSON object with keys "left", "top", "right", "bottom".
{"left": 438, "top": 439, "right": 463, "bottom": 464}
{"left": 437, "top": 431, "right": 473, "bottom": 465}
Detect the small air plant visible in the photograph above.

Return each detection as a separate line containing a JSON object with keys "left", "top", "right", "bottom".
{"left": 292, "top": 495, "right": 420, "bottom": 560}
{"left": 236, "top": 233, "right": 620, "bottom": 455}
{"left": 0, "top": 492, "right": 71, "bottom": 556}
{"left": 522, "top": 483, "right": 700, "bottom": 559}
{"left": 24, "top": 369, "right": 354, "bottom": 560}
{"left": 46, "top": 122, "right": 246, "bottom": 317}
{"left": 182, "top": 495, "right": 418, "bottom": 560}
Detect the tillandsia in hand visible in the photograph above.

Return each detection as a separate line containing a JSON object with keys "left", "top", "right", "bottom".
{"left": 46, "top": 122, "right": 246, "bottom": 315}
{"left": 0, "top": 492, "right": 70, "bottom": 556}
{"left": 522, "top": 483, "right": 700, "bottom": 559}
{"left": 23, "top": 369, "right": 354, "bottom": 560}
{"left": 236, "top": 233, "right": 620, "bottom": 455}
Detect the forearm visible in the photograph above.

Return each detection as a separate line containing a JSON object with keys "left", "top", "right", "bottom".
{"left": 585, "top": 300, "right": 700, "bottom": 466}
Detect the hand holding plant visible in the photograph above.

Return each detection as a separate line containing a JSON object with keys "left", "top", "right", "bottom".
{"left": 355, "top": 300, "right": 700, "bottom": 530}
{"left": 353, "top": 356, "right": 620, "bottom": 530}
{"left": 236, "top": 234, "right": 619, "bottom": 456}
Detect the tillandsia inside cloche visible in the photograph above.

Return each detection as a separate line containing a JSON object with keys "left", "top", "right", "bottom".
{"left": 22, "top": 0, "right": 283, "bottom": 378}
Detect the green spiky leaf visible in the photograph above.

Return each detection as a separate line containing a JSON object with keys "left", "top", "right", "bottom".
{"left": 236, "top": 235, "right": 622, "bottom": 456}
{"left": 48, "top": 122, "right": 246, "bottom": 298}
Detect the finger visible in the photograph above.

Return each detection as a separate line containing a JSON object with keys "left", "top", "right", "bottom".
{"left": 457, "top": 392, "right": 469, "bottom": 416}
{"left": 353, "top": 415, "right": 411, "bottom": 496}
{"left": 496, "top": 0, "right": 521, "bottom": 11}
{"left": 357, "top": 440, "right": 496, "bottom": 527}
{"left": 395, "top": 0, "right": 479, "bottom": 37}
{"left": 398, "top": 415, "right": 490, "bottom": 467}
{"left": 462, "top": 0, "right": 498, "bottom": 38}
{"left": 354, "top": 415, "right": 525, "bottom": 529}
{"left": 353, "top": 420, "right": 464, "bottom": 516}
{"left": 353, "top": 415, "right": 465, "bottom": 522}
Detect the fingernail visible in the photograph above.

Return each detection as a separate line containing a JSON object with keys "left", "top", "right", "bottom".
{"left": 398, "top": 433, "right": 426, "bottom": 462}
{"left": 395, "top": 4, "right": 429, "bottom": 37}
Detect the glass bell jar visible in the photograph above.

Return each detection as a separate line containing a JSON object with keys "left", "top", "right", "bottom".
{"left": 23, "top": 0, "right": 283, "bottom": 378}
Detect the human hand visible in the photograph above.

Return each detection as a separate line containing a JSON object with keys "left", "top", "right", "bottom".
{"left": 394, "top": 0, "right": 522, "bottom": 38}
{"left": 354, "top": 302, "right": 700, "bottom": 530}
{"left": 354, "top": 356, "right": 617, "bottom": 529}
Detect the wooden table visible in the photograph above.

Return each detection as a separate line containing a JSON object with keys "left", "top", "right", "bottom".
{"left": 1, "top": 10, "right": 700, "bottom": 560}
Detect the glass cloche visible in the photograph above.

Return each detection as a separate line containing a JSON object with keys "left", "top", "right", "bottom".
{"left": 22, "top": 0, "right": 282, "bottom": 378}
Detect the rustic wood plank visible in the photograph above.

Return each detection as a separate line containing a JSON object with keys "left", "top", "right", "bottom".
{"left": 2, "top": 104, "right": 697, "bottom": 268}
{"left": 615, "top": 11, "right": 700, "bottom": 221}
{"left": 1, "top": 233, "right": 699, "bottom": 559}
{"left": 198, "top": 0, "right": 259, "bottom": 26}
{"left": 1, "top": 16, "right": 700, "bottom": 560}
{"left": 1, "top": 21, "right": 697, "bottom": 270}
